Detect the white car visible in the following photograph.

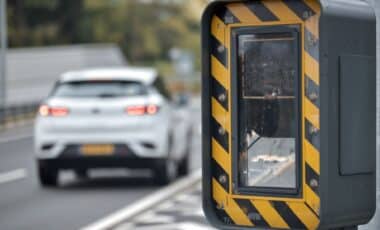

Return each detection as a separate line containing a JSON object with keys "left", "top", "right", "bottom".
{"left": 34, "top": 67, "right": 192, "bottom": 186}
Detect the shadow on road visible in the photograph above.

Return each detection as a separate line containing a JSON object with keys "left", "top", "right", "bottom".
{"left": 60, "top": 177, "right": 158, "bottom": 191}
{"left": 46, "top": 170, "right": 162, "bottom": 191}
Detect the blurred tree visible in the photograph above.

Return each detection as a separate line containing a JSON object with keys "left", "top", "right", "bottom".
{"left": 7, "top": 0, "right": 207, "bottom": 70}
{"left": 7, "top": 0, "right": 84, "bottom": 46}
{"left": 57, "top": 0, "right": 84, "bottom": 43}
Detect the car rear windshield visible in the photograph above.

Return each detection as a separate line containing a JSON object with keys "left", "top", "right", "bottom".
{"left": 52, "top": 81, "right": 147, "bottom": 98}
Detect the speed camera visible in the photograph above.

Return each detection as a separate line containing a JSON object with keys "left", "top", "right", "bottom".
{"left": 202, "top": 1, "right": 376, "bottom": 229}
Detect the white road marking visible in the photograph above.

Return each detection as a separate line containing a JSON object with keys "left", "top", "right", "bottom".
{"left": 81, "top": 169, "right": 202, "bottom": 230}
{"left": 135, "top": 211, "right": 175, "bottom": 224}
{"left": 177, "top": 222, "right": 215, "bottom": 230}
{"left": 0, "top": 134, "right": 33, "bottom": 144}
{"left": 0, "top": 169, "right": 27, "bottom": 184}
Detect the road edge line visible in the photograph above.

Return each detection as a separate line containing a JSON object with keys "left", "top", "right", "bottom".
{"left": 0, "top": 168, "right": 27, "bottom": 184}
{"left": 0, "top": 133, "right": 33, "bottom": 144}
{"left": 81, "top": 168, "right": 202, "bottom": 230}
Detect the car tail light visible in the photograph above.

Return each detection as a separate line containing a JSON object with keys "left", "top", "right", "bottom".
{"left": 39, "top": 105, "right": 69, "bottom": 117}
{"left": 126, "top": 105, "right": 146, "bottom": 116}
{"left": 146, "top": 105, "right": 159, "bottom": 115}
{"left": 126, "top": 105, "right": 160, "bottom": 116}
{"left": 38, "top": 105, "right": 50, "bottom": 117}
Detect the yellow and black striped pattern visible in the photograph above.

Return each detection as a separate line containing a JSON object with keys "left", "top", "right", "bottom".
{"left": 209, "top": 1, "right": 321, "bottom": 229}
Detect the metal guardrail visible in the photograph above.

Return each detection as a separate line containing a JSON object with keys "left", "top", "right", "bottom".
{"left": 0, "top": 103, "right": 39, "bottom": 129}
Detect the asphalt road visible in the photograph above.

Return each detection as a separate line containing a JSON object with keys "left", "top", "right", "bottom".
{"left": 0, "top": 104, "right": 201, "bottom": 230}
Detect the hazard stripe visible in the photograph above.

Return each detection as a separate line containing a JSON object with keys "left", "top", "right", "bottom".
{"left": 302, "top": 1, "right": 321, "bottom": 221}
{"left": 212, "top": 98, "right": 230, "bottom": 133}
{"left": 305, "top": 76, "right": 320, "bottom": 108}
{"left": 305, "top": 185, "right": 321, "bottom": 216}
{"left": 305, "top": 98, "right": 320, "bottom": 130}
{"left": 305, "top": 160, "right": 320, "bottom": 218}
{"left": 212, "top": 200, "right": 235, "bottom": 225}
{"left": 303, "top": 1, "right": 321, "bottom": 220}
{"left": 262, "top": 1, "right": 300, "bottom": 22}
{"left": 244, "top": 2, "right": 279, "bottom": 22}
{"left": 305, "top": 119, "right": 320, "bottom": 151}
{"left": 212, "top": 78, "right": 229, "bottom": 110}
{"left": 251, "top": 200, "right": 289, "bottom": 229}
{"left": 211, "top": 15, "right": 225, "bottom": 45}
{"left": 305, "top": 140, "right": 320, "bottom": 174}
{"left": 305, "top": 28, "right": 319, "bottom": 62}
{"left": 305, "top": 52, "right": 320, "bottom": 86}
{"left": 283, "top": 0, "right": 316, "bottom": 21}
{"left": 211, "top": 36, "right": 228, "bottom": 67}
{"left": 210, "top": 5, "right": 231, "bottom": 227}
{"left": 212, "top": 159, "right": 230, "bottom": 192}
{"left": 287, "top": 202, "right": 319, "bottom": 230}
{"left": 304, "top": 0, "right": 321, "bottom": 14}
{"left": 235, "top": 199, "right": 270, "bottom": 227}
{"left": 306, "top": 163, "right": 320, "bottom": 195}
{"left": 213, "top": 179, "right": 253, "bottom": 226}
{"left": 211, "top": 56, "right": 229, "bottom": 89}
{"left": 212, "top": 138, "right": 230, "bottom": 172}
{"left": 272, "top": 201, "right": 306, "bottom": 229}
{"left": 215, "top": 5, "right": 240, "bottom": 25}
{"left": 305, "top": 13, "right": 320, "bottom": 39}
{"left": 211, "top": 137, "right": 231, "bottom": 197}
{"left": 211, "top": 117, "right": 229, "bottom": 152}
{"left": 227, "top": 3, "right": 261, "bottom": 23}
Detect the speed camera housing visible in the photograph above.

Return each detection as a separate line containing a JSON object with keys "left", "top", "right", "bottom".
{"left": 202, "top": 0, "right": 376, "bottom": 229}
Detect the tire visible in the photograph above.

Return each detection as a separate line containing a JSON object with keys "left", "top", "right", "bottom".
{"left": 153, "top": 159, "right": 178, "bottom": 185}
{"left": 178, "top": 130, "right": 192, "bottom": 176}
{"left": 38, "top": 161, "right": 58, "bottom": 187}
{"left": 153, "top": 134, "right": 178, "bottom": 185}
{"left": 178, "top": 154, "right": 189, "bottom": 176}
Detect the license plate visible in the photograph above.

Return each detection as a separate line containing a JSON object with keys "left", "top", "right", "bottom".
{"left": 81, "top": 144, "right": 115, "bottom": 156}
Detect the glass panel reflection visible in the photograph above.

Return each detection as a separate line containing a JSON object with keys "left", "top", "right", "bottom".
{"left": 238, "top": 32, "right": 298, "bottom": 189}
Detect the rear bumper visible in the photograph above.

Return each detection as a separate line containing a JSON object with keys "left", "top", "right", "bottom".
{"left": 34, "top": 114, "right": 171, "bottom": 159}
{"left": 38, "top": 156, "right": 165, "bottom": 170}
{"left": 35, "top": 128, "right": 170, "bottom": 160}
{"left": 37, "top": 143, "right": 166, "bottom": 170}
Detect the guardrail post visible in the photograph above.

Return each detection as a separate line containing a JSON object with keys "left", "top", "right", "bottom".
{"left": 0, "top": 0, "right": 7, "bottom": 109}
{"left": 0, "top": 106, "right": 4, "bottom": 128}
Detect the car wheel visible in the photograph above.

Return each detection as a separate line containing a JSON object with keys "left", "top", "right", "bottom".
{"left": 178, "top": 130, "right": 192, "bottom": 176}
{"left": 38, "top": 161, "right": 58, "bottom": 187}
{"left": 178, "top": 153, "right": 189, "bottom": 176}
{"left": 154, "top": 159, "right": 178, "bottom": 185}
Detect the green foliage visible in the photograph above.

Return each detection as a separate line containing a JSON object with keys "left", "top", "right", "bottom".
{"left": 7, "top": 0, "right": 207, "bottom": 70}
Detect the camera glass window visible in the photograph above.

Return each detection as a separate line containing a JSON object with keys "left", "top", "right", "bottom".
{"left": 237, "top": 31, "right": 299, "bottom": 190}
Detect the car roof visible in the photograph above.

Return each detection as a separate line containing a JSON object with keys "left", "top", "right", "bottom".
{"left": 59, "top": 67, "right": 158, "bottom": 85}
